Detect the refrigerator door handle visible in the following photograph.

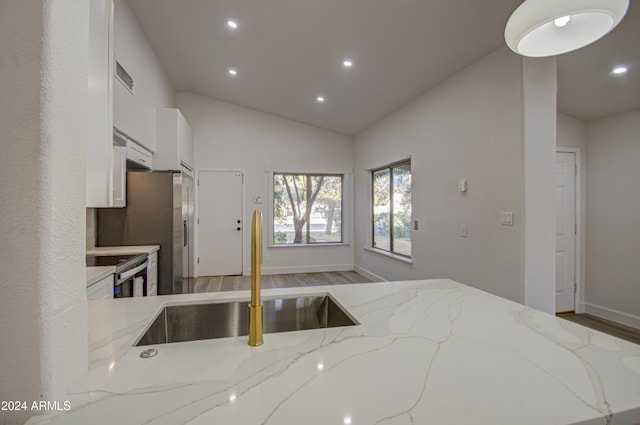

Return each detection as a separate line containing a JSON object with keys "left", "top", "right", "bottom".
{"left": 183, "top": 220, "right": 188, "bottom": 247}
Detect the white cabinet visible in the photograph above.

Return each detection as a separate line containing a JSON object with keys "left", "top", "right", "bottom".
{"left": 112, "top": 0, "right": 161, "bottom": 152}
{"left": 126, "top": 139, "right": 153, "bottom": 169}
{"left": 87, "top": 274, "right": 113, "bottom": 300}
{"left": 146, "top": 251, "right": 158, "bottom": 296}
{"left": 154, "top": 108, "right": 194, "bottom": 171}
{"left": 112, "top": 145, "right": 126, "bottom": 207}
{"left": 86, "top": 0, "right": 115, "bottom": 207}
{"left": 113, "top": 127, "right": 153, "bottom": 170}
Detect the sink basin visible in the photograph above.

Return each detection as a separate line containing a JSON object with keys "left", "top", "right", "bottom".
{"left": 136, "top": 295, "right": 358, "bottom": 346}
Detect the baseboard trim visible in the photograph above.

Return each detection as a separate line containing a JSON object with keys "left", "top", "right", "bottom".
{"left": 354, "top": 265, "right": 387, "bottom": 282}
{"left": 584, "top": 303, "right": 640, "bottom": 330}
{"left": 246, "top": 264, "right": 354, "bottom": 276}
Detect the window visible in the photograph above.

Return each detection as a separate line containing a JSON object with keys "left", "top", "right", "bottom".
{"left": 372, "top": 160, "right": 411, "bottom": 257}
{"left": 273, "top": 173, "right": 343, "bottom": 245}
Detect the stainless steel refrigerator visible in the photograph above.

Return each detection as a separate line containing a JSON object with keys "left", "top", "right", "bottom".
{"left": 97, "top": 170, "right": 194, "bottom": 295}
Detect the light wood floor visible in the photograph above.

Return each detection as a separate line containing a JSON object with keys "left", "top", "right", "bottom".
{"left": 559, "top": 313, "right": 640, "bottom": 345}
{"left": 194, "top": 271, "right": 373, "bottom": 293}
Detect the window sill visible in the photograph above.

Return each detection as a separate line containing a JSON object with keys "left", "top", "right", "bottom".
{"left": 268, "top": 243, "right": 350, "bottom": 248}
{"left": 364, "top": 247, "right": 413, "bottom": 264}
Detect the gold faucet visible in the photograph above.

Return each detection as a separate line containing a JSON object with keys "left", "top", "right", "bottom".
{"left": 248, "top": 210, "right": 263, "bottom": 346}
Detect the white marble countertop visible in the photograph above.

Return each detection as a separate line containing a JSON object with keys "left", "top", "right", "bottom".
{"left": 86, "top": 245, "right": 160, "bottom": 256}
{"left": 85, "top": 266, "right": 115, "bottom": 287}
{"left": 27, "top": 279, "right": 640, "bottom": 425}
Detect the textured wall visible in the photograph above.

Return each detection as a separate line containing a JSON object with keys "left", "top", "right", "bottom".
{"left": 0, "top": 1, "right": 89, "bottom": 423}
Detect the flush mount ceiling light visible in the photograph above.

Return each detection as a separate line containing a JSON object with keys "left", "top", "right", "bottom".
{"left": 316, "top": 96, "right": 325, "bottom": 103}
{"left": 227, "top": 20, "right": 238, "bottom": 29}
{"left": 343, "top": 60, "right": 353, "bottom": 68}
{"left": 228, "top": 68, "right": 237, "bottom": 76}
{"left": 612, "top": 66, "right": 628, "bottom": 74}
{"left": 505, "top": 0, "right": 629, "bottom": 57}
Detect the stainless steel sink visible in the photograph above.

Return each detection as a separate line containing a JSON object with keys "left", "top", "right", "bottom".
{"left": 136, "top": 295, "right": 358, "bottom": 346}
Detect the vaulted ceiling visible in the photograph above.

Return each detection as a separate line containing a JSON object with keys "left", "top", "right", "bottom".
{"left": 128, "top": 0, "right": 640, "bottom": 136}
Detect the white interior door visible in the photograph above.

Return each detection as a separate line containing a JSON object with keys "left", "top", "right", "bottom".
{"left": 198, "top": 170, "right": 243, "bottom": 276}
{"left": 555, "top": 152, "right": 576, "bottom": 312}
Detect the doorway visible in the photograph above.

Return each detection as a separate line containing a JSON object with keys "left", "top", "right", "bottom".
{"left": 197, "top": 170, "right": 244, "bottom": 276}
{"left": 555, "top": 150, "right": 580, "bottom": 313}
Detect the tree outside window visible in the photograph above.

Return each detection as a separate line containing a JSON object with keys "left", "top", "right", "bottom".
{"left": 273, "top": 173, "right": 343, "bottom": 245}
{"left": 372, "top": 161, "right": 411, "bottom": 257}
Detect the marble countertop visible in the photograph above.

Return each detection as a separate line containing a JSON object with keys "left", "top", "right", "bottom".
{"left": 27, "top": 279, "right": 640, "bottom": 425}
{"left": 85, "top": 266, "right": 115, "bottom": 287}
{"left": 86, "top": 245, "right": 160, "bottom": 256}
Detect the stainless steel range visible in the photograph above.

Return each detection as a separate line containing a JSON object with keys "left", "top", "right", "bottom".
{"left": 86, "top": 253, "right": 149, "bottom": 298}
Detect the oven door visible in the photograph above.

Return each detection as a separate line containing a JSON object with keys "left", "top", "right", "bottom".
{"left": 114, "top": 260, "right": 148, "bottom": 298}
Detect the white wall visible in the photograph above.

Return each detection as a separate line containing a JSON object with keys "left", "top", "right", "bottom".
{"left": 112, "top": 0, "right": 175, "bottom": 151}
{"left": 557, "top": 113, "right": 587, "bottom": 151}
{"left": 353, "top": 48, "right": 525, "bottom": 303}
{"left": 177, "top": 93, "right": 355, "bottom": 275}
{"left": 0, "top": 2, "right": 89, "bottom": 424}
{"left": 585, "top": 109, "right": 640, "bottom": 328}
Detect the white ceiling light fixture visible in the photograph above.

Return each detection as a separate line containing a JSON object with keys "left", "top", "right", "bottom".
{"left": 316, "top": 96, "right": 325, "bottom": 103}
{"left": 227, "top": 20, "right": 238, "bottom": 29}
{"left": 343, "top": 60, "right": 353, "bottom": 68}
{"left": 228, "top": 68, "right": 237, "bottom": 76}
{"left": 505, "top": 0, "right": 629, "bottom": 57}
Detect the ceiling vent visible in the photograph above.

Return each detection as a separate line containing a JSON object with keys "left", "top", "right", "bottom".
{"left": 115, "top": 60, "right": 134, "bottom": 92}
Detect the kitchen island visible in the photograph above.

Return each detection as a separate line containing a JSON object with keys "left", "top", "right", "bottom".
{"left": 27, "top": 279, "right": 640, "bottom": 424}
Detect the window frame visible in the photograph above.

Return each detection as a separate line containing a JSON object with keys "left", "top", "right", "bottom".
{"left": 370, "top": 159, "right": 412, "bottom": 259}
{"left": 270, "top": 171, "right": 345, "bottom": 246}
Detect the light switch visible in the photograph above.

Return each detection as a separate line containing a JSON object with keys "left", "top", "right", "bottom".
{"left": 458, "top": 178, "right": 468, "bottom": 193}
{"left": 413, "top": 220, "right": 419, "bottom": 231}
{"left": 500, "top": 212, "right": 514, "bottom": 226}
{"left": 253, "top": 196, "right": 263, "bottom": 204}
{"left": 459, "top": 224, "right": 468, "bottom": 237}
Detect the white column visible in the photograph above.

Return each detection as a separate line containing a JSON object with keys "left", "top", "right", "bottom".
{"left": 0, "top": 1, "right": 90, "bottom": 423}
{"left": 522, "top": 56, "right": 557, "bottom": 314}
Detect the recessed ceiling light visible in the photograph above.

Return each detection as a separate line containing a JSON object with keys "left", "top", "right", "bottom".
{"left": 612, "top": 66, "right": 628, "bottom": 75}
{"left": 343, "top": 60, "right": 353, "bottom": 68}
{"left": 316, "top": 96, "right": 325, "bottom": 103}
{"left": 553, "top": 15, "right": 571, "bottom": 27}
{"left": 227, "top": 20, "right": 238, "bottom": 29}
{"left": 228, "top": 68, "right": 237, "bottom": 76}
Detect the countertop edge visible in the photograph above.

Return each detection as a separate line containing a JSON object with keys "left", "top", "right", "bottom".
{"left": 87, "top": 245, "right": 160, "bottom": 256}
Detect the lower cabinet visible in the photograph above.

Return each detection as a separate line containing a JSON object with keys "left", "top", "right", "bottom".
{"left": 87, "top": 274, "right": 113, "bottom": 300}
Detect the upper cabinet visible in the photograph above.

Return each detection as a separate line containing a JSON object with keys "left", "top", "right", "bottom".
{"left": 112, "top": 0, "right": 176, "bottom": 153}
{"left": 86, "top": 0, "right": 115, "bottom": 208}
{"left": 154, "top": 108, "right": 194, "bottom": 171}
